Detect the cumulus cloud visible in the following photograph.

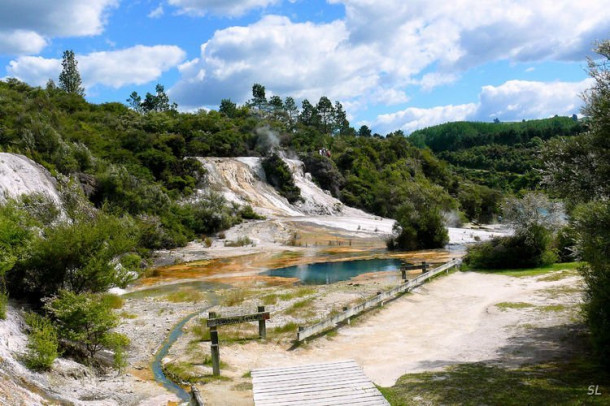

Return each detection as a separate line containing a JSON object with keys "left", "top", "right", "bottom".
{"left": 374, "top": 104, "right": 479, "bottom": 135}
{"left": 476, "top": 79, "right": 593, "bottom": 121}
{"left": 372, "top": 79, "right": 593, "bottom": 134}
{"left": 171, "top": 0, "right": 608, "bottom": 113}
{"left": 0, "top": 0, "right": 118, "bottom": 55}
{"left": 6, "top": 45, "right": 186, "bottom": 89}
{"left": 171, "top": 15, "right": 385, "bottom": 108}
{"left": 0, "top": 30, "right": 48, "bottom": 55}
{"left": 168, "top": 0, "right": 280, "bottom": 17}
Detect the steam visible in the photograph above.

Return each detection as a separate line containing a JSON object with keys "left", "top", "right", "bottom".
{"left": 255, "top": 126, "right": 280, "bottom": 154}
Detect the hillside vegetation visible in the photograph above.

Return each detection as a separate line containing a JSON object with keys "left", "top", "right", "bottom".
{"left": 410, "top": 117, "right": 584, "bottom": 191}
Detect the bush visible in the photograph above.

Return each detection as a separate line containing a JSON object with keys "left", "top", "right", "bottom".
{"left": 262, "top": 153, "right": 301, "bottom": 203}
{"left": 387, "top": 205, "right": 448, "bottom": 251}
{"left": 0, "top": 291, "right": 7, "bottom": 320}
{"left": 24, "top": 312, "right": 59, "bottom": 371}
{"left": 573, "top": 201, "right": 610, "bottom": 366}
{"left": 9, "top": 213, "right": 140, "bottom": 301}
{"left": 464, "top": 228, "right": 557, "bottom": 269}
{"left": 45, "top": 291, "right": 129, "bottom": 366}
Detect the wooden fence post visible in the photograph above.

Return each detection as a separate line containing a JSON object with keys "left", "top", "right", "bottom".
{"left": 400, "top": 263, "right": 407, "bottom": 280}
{"left": 422, "top": 261, "right": 428, "bottom": 273}
{"left": 209, "top": 311, "right": 220, "bottom": 376}
{"left": 258, "top": 306, "right": 266, "bottom": 339}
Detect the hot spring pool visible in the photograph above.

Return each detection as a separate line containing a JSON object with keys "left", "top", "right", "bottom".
{"left": 262, "top": 258, "right": 403, "bottom": 284}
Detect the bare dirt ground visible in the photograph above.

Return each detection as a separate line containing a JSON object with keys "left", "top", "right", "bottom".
{"left": 186, "top": 266, "right": 584, "bottom": 405}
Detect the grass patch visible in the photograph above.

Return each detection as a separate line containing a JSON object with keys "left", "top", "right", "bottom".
{"left": 379, "top": 357, "right": 610, "bottom": 405}
{"left": 285, "top": 298, "right": 315, "bottom": 316}
{"left": 221, "top": 289, "right": 255, "bottom": 307}
{"left": 163, "top": 360, "right": 231, "bottom": 385}
{"left": 496, "top": 302, "right": 535, "bottom": 311}
{"left": 232, "top": 382, "right": 253, "bottom": 391}
{"left": 224, "top": 236, "right": 254, "bottom": 247}
{"left": 271, "top": 322, "right": 299, "bottom": 335}
{"left": 537, "top": 270, "right": 578, "bottom": 282}
{"left": 466, "top": 262, "right": 584, "bottom": 277}
{"left": 190, "top": 318, "right": 211, "bottom": 341}
{"left": 242, "top": 371, "right": 252, "bottom": 378}
{"left": 261, "top": 293, "right": 279, "bottom": 305}
{"left": 539, "top": 304, "right": 568, "bottom": 312}
{"left": 102, "top": 293, "right": 124, "bottom": 309}
{"left": 119, "top": 311, "right": 137, "bottom": 319}
{"left": 165, "top": 289, "right": 205, "bottom": 303}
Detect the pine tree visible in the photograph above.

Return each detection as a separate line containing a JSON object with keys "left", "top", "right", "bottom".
{"left": 58, "top": 50, "right": 85, "bottom": 96}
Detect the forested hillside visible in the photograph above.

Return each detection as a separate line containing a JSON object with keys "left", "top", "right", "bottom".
{"left": 410, "top": 118, "right": 584, "bottom": 190}
{"left": 0, "top": 78, "right": 584, "bottom": 253}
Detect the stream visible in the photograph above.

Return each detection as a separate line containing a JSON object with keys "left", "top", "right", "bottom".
{"left": 151, "top": 293, "right": 218, "bottom": 403}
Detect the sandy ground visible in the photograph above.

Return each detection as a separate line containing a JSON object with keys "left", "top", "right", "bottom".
{"left": 192, "top": 268, "right": 583, "bottom": 405}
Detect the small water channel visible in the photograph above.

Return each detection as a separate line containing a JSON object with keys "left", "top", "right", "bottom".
{"left": 262, "top": 258, "right": 403, "bottom": 284}
{"left": 150, "top": 290, "right": 219, "bottom": 403}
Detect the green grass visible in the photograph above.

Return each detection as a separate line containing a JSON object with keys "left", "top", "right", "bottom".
{"left": 496, "top": 302, "right": 535, "bottom": 311}
{"left": 163, "top": 360, "right": 231, "bottom": 384}
{"left": 284, "top": 298, "right": 315, "bottom": 316}
{"left": 539, "top": 304, "right": 568, "bottom": 312}
{"left": 466, "top": 262, "right": 584, "bottom": 277}
{"left": 119, "top": 311, "right": 137, "bottom": 319}
{"left": 379, "top": 358, "right": 610, "bottom": 405}
{"left": 164, "top": 289, "right": 205, "bottom": 303}
{"left": 270, "top": 322, "right": 299, "bottom": 335}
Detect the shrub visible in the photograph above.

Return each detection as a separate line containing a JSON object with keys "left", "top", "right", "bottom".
{"left": 262, "top": 153, "right": 301, "bottom": 203}
{"left": 24, "top": 312, "right": 59, "bottom": 371}
{"left": 9, "top": 213, "right": 139, "bottom": 301}
{"left": 387, "top": 205, "right": 448, "bottom": 251}
{"left": 45, "top": 291, "right": 129, "bottom": 366}
{"left": 464, "top": 228, "right": 557, "bottom": 269}
{"left": 0, "top": 291, "right": 7, "bottom": 320}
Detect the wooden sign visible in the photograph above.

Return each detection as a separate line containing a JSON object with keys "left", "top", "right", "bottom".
{"left": 207, "top": 311, "right": 270, "bottom": 327}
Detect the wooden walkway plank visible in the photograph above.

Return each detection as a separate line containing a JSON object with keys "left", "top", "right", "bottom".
{"left": 252, "top": 360, "right": 389, "bottom": 406}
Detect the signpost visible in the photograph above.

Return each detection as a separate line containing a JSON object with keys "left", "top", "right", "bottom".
{"left": 206, "top": 307, "right": 270, "bottom": 376}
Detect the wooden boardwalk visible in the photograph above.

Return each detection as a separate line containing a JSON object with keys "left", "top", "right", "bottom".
{"left": 252, "top": 360, "right": 390, "bottom": 406}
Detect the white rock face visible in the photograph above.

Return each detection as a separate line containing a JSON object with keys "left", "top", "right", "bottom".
{"left": 0, "top": 153, "right": 62, "bottom": 206}
{"left": 198, "top": 156, "right": 371, "bottom": 218}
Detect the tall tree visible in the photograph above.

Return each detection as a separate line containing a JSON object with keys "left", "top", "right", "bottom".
{"left": 219, "top": 98, "right": 237, "bottom": 117}
{"left": 126, "top": 91, "right": 143, "bottom": 113}
{"left": 316, "top": 96, "right": 334, "bottom": 134}
{"left": 251, "top": 83, "right": 267, "bottom": 111}
{"left": 284, "top": 97, "right": 299, "bottom": 124}
{"left": 543, "top": 40, "right": 610, "bottom": 366}
{"left": 299, "top": 99, "right": 318, "bottom": 126}
{"left": 58, "top": 50, "right": 85, "bottom": 96}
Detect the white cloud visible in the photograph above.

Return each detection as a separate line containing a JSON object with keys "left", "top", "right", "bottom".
{"left": 0, "top": 30, "right": 48, "bottom": 55}
{"left": 476, "top": 79, "right": 593, "bottom": 121}
{"left": 6, "top": 45, "right": 186, "bottom": 89}
{"left": 171, "top": 1, "right": 609, "bottom": 114}
{"left": 372, "top": 79, "right": 593, "bottom": 134}
{"left": 148, "top": 5, "right": 165, "bottom": 19}
{"left": 0, "top": 0, "right": 118, "bottom": 55}
{"left": 168, "top": 0, "right": 280, "bottom": 17}
{"left": 418, "top": 73, "right": 459, "bottom": 91}
{"left": 374, "top": 104, "right": 479, "bottom": 135}
{"left": 171, "top": 15, "right": 382, "bottom": 108}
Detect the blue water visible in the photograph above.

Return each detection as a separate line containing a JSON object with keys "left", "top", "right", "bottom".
{"left": 263, "top": 258, "right": 403, "bottom": 284}
{"left": 150, "top": 290, "right": 220, "bottom": 402}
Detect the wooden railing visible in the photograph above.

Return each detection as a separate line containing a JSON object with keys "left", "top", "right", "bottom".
{"left": 296, "top": 259, "right": 461, "bottom": 342}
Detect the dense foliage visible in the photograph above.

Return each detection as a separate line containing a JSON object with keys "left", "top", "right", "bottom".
{"left": 262, "top": 153, "right": 302, "bottom": 203}
{"left": 24, "top": 312, "right": 59, "bottom": 370}
{"left": 542, "top": 41, "right": 610, "bottom": 367}
{"left": 45, "top": 290, "right": 129, "bottom": 367}
{"left": 465, "top": 193, "right": 562, "bottom": 269}
{"left": 411, "top": 117, "right": 584, "bottom": 191}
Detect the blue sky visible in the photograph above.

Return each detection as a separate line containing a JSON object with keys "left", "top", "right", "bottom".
{"left": 1, "top": 0, "right": 607, "bottom": 134}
